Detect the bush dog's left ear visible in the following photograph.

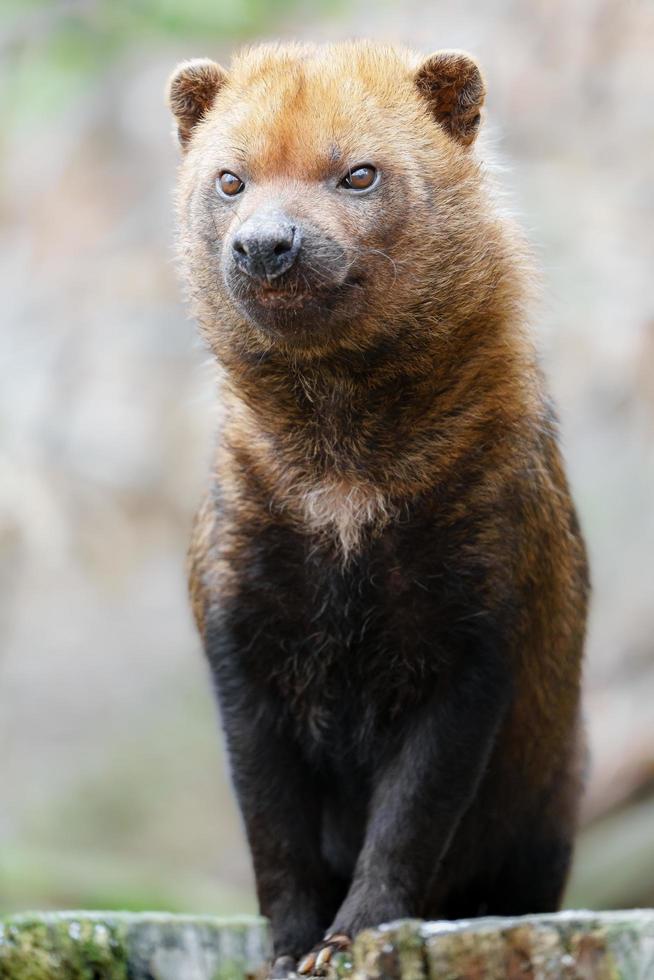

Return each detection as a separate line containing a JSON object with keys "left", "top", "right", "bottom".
{"left": 415, "top": 51, "right": 485, "bottom": 147}
{"left": 167, "top": 58, "right": 228, "bottom": 149}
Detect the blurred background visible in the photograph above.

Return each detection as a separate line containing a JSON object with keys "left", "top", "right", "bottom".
{"left": 1, "top": 0, "right": 653, "bottom": 917}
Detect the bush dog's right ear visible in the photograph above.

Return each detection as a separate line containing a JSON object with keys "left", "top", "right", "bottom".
{"left": 167, "top": 58, "right": 227, "bottom": 149}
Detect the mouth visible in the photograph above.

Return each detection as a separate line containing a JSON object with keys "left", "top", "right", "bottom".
{"left": 254, "top": 282, "right": 312, "bottom": 309}
{"left": 227, "top": 270, "right": 364, "bottom": 334}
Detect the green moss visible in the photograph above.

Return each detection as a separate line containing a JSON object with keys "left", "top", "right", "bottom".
{"left": 329, "top": 949, "right": 354, "bottom": 980}
{"left": 0, "top": 915, "right": 127, "bottom": 979}
{"left": 0, "top": 913, "right": 269, "bottom": 980}
{"left": 387, "top": 921, "right": 427, "bottom": 980}
{"left": 212, "top": 959, "right": 248, "bottom": 980}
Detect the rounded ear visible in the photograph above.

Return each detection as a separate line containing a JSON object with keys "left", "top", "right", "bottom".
{"left": 414, "top": 51, "right": 485, "bottom": 147}
{"left": 166, "top": 58, "right": 228, "bottom": 149}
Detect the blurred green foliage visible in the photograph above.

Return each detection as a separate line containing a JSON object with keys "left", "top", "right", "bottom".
{"left": 1, "top": 0, "right": 342, "bottom": 125}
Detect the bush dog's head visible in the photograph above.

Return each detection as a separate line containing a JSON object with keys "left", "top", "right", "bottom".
{"left": 167, "top": 42, "right": 512, "bottom": 363}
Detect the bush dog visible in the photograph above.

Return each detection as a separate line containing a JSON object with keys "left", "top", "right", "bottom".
{"left": 167, "top": 41, "right": 589, "bottom": 978}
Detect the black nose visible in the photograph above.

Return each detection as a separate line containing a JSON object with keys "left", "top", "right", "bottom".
{"left": 232, "top": 213, "right": 302, "bottom": 281}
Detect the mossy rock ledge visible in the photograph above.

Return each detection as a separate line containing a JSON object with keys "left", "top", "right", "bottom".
{"left": 2, "top": 911, "right": 654, "bottom": 980}
{"left": 0, "top": 913, "right": 269, "bottom": 980}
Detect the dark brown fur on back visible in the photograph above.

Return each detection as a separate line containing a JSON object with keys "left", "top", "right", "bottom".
{"left": 170, "top": 41, "right": 588, "bottom": 972}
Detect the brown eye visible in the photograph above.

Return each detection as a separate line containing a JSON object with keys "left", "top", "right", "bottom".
{"left": 340, "top": 165, "right": 378, "bottom": 192}
{"left": 216, "top": 171, "right": 245, "bottom": 198}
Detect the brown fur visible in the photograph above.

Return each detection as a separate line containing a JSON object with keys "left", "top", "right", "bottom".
{"left": 170, "top": 40, "right": 588, "bottom": 968}
{"left": 174, "top": 42, "right": 536, "bottom": 550}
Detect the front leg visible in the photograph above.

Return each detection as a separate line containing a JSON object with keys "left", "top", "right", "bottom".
{"left": 206, "top": 625, "right": 340, "bottom": 974}
{"left": 299, "top": 646, "right": 511, "bottom": 971}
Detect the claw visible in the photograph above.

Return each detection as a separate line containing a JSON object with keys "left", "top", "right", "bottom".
{"left": 315, "top": 946, "right": 332, "bottom": 971}
{"left": 297, "top": 934, "right": 351, "bottom": 977}
{"left": 297, "top": 952, "right": 317, "bottom": 975}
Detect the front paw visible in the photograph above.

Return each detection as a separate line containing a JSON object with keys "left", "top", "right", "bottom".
{"left": 297, "top": 934, "right": 352, "bottom": 976}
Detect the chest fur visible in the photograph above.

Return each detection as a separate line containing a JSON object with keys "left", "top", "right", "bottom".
{"left": 277, "top": 471, "right": 396, "bottom": 559}
{"left": 210, "top": 510, "right": 496, "bottom": 764}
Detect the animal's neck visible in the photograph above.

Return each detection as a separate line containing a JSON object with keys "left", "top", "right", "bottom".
{"left": 216, "top": 310, "right": 537, "bottom": 559}
{"left": 227, "top": 339, "right": 422, "bottom": 454}
{"left": 221, "top": 309, "right": 531, "bottom": 490}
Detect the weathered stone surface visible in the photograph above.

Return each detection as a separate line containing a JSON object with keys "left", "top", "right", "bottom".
{"left": 345, "top": 911, "right": 654, "bottom": 980}
{"left": 3, "top": 911, "right": 654, "bottom": 979}
{"left": 0, "top": 912, "right": 270, "bottom": 980}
